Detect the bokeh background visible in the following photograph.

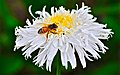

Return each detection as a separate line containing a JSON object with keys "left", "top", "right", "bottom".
{"left": 0, "top": 0, "right": 120, "bottom": 75}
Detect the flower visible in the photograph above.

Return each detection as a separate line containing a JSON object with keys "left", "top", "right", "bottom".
{"left": 14, "top": 3, "right": 113, "bottom": 71}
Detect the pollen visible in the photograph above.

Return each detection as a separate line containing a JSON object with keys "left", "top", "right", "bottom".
{"left": 50, "top": 13, "right": 73, "bottom": 29}
{"left": 48, "top": 12, "right": 74, "bottom": 35}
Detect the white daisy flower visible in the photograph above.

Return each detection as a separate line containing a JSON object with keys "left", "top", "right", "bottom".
{"left": 14, "top": 3, "right": 113, "bottom": 71}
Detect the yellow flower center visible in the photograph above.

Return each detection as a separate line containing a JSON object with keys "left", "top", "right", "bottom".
{"left": 50, "top": 12, "right": 74, "bottom": 34}
{"left": 50, "top": 13, "right": 73, "bottom": 29}
{"left": 43, "top": 11, "right": 75, "bottom": 35}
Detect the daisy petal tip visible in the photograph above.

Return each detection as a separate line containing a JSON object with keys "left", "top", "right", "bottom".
{"left": 28, "top": 5, "right": 32, "bottom": 11}
{"left": 90, "top": 60, "right": 93, "bottom": 61}
{"left": 44, "top": 5, "right": 46, "bottom": 8}
{"left": 43, "top": 5, "right": 46, "bottom": 11}
{"left": 26, "top": 18, "right": 29, "bottom": 22}
{"left": 49, "top": 69, "right": 51, "bottom": 72}
{"left": 72, "top": 66, "right": 76, "bottom": 69}
{"left": 82, "top": 2, "right": 85, "bottom": 6}
{"left": 76, "top": 4, "right": 78, "bottom": 10}
{"left": 28, "top": 5, "right": 32, "bottom": 10}
{"left": 82, "top": 65, "right": 86, "bottom": 68}
{"left": 102, "top": 52, "right": 106, "bottom": 54}
{"left": 65, "top": 67, "right": 67, "bottom": 70}
{"left": 13, "top": 47, "right": 16, "bottom": 51}
{"left": 28, "top": 5, "right": 36, "bottom": 18}
{"left": 35, "top": 11, "right": 41, "bottom": 15}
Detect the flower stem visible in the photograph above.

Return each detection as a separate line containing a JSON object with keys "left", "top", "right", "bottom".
{"left": 56, "top": 53, "right": 61, "bottom": 75}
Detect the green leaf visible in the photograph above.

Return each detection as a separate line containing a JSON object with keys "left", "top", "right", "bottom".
{"left": 0, "top": 55, "right": 24, "bottom": 75}
{"left": 91, "top": 62, "right": 119, "bottom": 75}
{"left": 93, "top": 4, "right": 120, "bottom": 14}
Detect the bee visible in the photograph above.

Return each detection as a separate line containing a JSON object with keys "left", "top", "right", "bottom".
{"left": 38, "top": 23, "right": 58, "bottom": 34}
{"left": 38, "top": 23, "right": 58, "bottom": 40}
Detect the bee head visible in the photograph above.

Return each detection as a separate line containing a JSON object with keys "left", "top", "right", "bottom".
{"left": 48, "top": 23, "right": 58, "bottom": 29}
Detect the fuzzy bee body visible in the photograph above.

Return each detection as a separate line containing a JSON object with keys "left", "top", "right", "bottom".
{"left": 38, "top": 27, "right": 49, "bottom": 34}
{"left": 38, "top": 23, "right": 58, "bottom": 34}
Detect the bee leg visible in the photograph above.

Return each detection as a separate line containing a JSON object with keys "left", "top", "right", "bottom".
{"left": 45, "top": 32, "right": 49, "bottom": 43}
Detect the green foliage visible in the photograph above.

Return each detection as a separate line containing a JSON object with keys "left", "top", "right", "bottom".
{"left": 91, "top": 62, "right": 119, "bottom": 75}
{"left": 0, "top": 0, "right": 20, "bottom": 28}
{"left": 0, "top": 55, "right": 23, "bottom": 75}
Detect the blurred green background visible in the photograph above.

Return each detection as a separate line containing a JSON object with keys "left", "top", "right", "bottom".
{"left": 0, "top": 0, "right": 120, "bottom": 75}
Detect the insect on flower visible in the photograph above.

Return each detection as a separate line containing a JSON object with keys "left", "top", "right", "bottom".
{"left": 14, "top": 3, "right": 113, "bottom": 71}
{"left": 38, "top": 23, "right": 58, "bottom": 40}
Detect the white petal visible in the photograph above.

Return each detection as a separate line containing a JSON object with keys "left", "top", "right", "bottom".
{"left": 16, "top": 37, "right": 28, "bottom": 47}
{"left": 75, "top": 45, "right": 86, "bottom": 68}
{"left": 67, "top": 44, "right": 76, "bottom": 69}
{"left": 53, "top": 38, "right": 58, "bottom": 48}
{"left": 89, "top": 42, "right": 102, "bottom": 53}
{"left": 65, "top": 42, "right": 69, "bottom": 52}
{"left": 47, "top": 44, "right": 58, "bottom": 60}
{"left": 84, "top": 44, "right": 101, "bottom": 59}
{"left": 46, "top": 60, "right": 53, "bottom": 72}
{"left": 30, "top": 35, "right": 46, "bottom": 46}
{"left": 26, "top": 19, "right": 31, "bottom": 26}
{"left": 35, "top": 11, "right": 41, "bottom": 15}
{"left": 21, "top": 44, "right": 30, "bottom": 51}
{"left": 67, "top": 36, "right": 79, "bottom": 45}
{"left": 34, "top": 49, "right": 47, "bottom": 67}
{"left": 38, "top": 56, "right": 46, "bottom": 67}
{"left": 28, "top": 5, "right": 36, "bottom": 18}
{"left": 51, "top": 6, "right": 54, "bottom": 15}
{"left": 89, "top": 33, "right": 107, "bottom": 53}
{"left": 42, "top": 6, "right": 48, "bottom": 18}
{"left": 58, "top": 37, "right": 64, "bottom": 48}
{"left": 61, "top": 52, "right": 68, "bottom": 69}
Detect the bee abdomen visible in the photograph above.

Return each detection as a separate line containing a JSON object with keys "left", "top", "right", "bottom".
{"left": 38, "top": 27, "right": 48, "bottom": 34}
